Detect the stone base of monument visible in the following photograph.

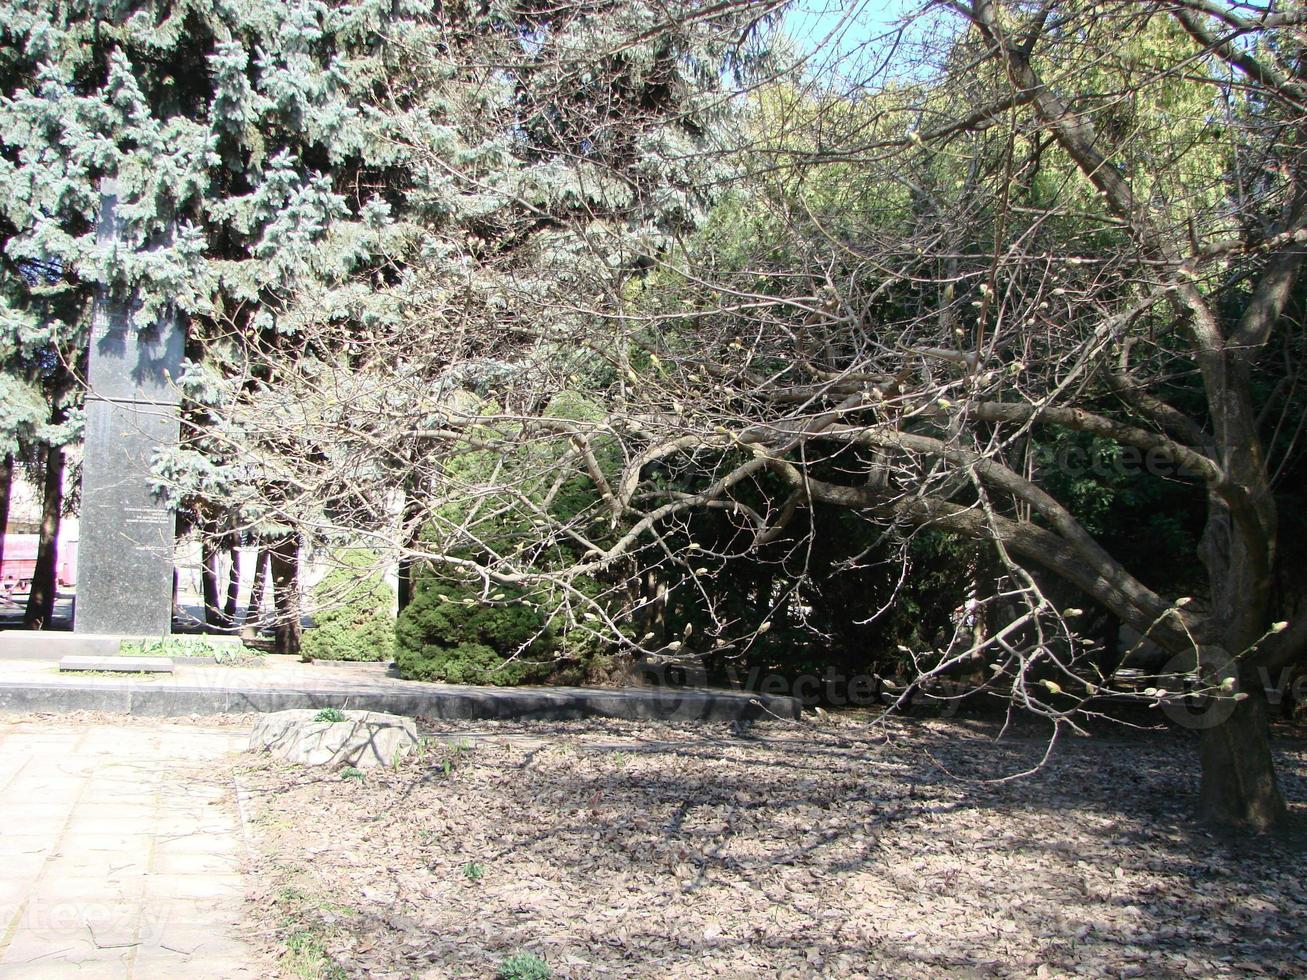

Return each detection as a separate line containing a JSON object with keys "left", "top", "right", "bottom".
{"left": 249, "top": 709, "right": 419, "bottom": 768}
{"left": 0, "top": 632, "right": 243, "bottom": 661}
{"left": 0, "top": 633, "right": 120, "bottom": 661}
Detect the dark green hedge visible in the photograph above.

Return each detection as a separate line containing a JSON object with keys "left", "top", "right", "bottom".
{"left": 302, "top": 552, "right": 395, "bottom": 662}
{"left": 394, "top": 575, "right": 553, "bottom": 684}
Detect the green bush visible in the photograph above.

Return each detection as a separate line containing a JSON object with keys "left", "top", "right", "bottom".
{"left": 302, "top": 551, "right": 396, "bottom": 662}
{"left": 393, "top": 575, "right": 553, "bottom": 685}
{"left": 393, "top": 391, "right": 627, "bottom": 686}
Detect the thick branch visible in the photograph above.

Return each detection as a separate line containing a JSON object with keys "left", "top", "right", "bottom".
{"left": 966, "top": 402, "right": 1225, "bottom": 486}
{"left": 760, "top": 457, "right": 1195, "bottom": 651}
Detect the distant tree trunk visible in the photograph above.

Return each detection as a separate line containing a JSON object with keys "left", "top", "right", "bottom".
{"left": 270, "top": 533, "right": 302, "bottom": 657}
{"left": 200, "top": 520, "right": 226, "bottom": 630}
{"left": 397, "top": 475, "right": 422, "bottom": 613}
{"left": 222, "top": 531, "right": 241, "bottom": 626}
{"left": 245, "top": 543, "right": 269, "bottom": 632}
{"left": 23, "top": 443, "right": 64, "bottom": 629}
{"left": 397, "top": 552, "right": 415, "bottom": 613}
{"left": 172, "top": 513, "right": 185, "bottom": 618}
{"left": 0, "top": 452, "right": 12, "bottom": 589}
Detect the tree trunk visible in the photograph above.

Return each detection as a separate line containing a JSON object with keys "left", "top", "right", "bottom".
{"left": 245, "top": 544, "right": 269, "bottom": 633}
{"left": 270, "top": 534, "right": 302, "bottom": 658}
{"left": 1192, "top": 479, "right": 1287, "bottom": 829}
{"left": 397, "top": 552, "right": 415, "bottom": 613}
{"left": 1198, "top": 684, "right": 1287, "bottom": 831}
{"left": 200, "top": 522, "right": 226, "bottom": 630}
{"left": 0, "top": 452, "right": 12, "bottom": 596}
{"left": 23, "top": 443, "right": 64, "bottom": 629}
{"left": 397, "top": 476, "right": 422, "bottom": 613}
{"left": 222, "top": 531, "right": 241, "bottom": 627}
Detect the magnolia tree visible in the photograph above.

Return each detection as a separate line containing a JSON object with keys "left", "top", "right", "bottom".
{"left": 232, "top": 0, "right": 1296, "bottom": 831}
{"left": 520, "top": 1, "right": 1307, "bottom": 830}
{"left": 498, "top": 0, "right": 1303, "bottom": 830}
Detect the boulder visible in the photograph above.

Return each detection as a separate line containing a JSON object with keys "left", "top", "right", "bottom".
{"left": 249, "top": 709, "right": 419, "bottom": 768}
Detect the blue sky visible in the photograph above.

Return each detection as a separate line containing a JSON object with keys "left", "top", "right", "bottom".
{"left": 778, "top": 0, "right": 942, "bottom": 84}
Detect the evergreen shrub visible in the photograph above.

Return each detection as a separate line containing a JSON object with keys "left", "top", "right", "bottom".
{"left": 302, "top": 551, "right": 396, "bottom": 662}
{"left": 393, "top": 575, "right": 552, "bottom": 684}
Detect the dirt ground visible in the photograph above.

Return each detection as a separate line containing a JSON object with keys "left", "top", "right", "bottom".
{"left": 234, "top": 714, "right": 1307, "bottom": 979}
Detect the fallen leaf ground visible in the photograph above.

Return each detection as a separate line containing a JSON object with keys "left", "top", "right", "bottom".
{"left": 235, "top": 715, "right": 1307, "bottom": 979}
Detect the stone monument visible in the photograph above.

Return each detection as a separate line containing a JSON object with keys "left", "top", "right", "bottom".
{"left": 73, "top": 183, "right": 184, "bottom": 636}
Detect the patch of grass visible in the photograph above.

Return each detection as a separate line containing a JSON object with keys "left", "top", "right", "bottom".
{"left": 498, "top": 952, "right": 551, "bottom": 980}
{"left": 212, "top": 645, "right": 267, "bottom": 667}
{"left": 283, "top": 927, "right": 347, "bottom": 980}
{"left": 316, "top": 898, "right": 358, "bottom": 917}
{"left": 275, "top": 880, "right": 349, "bottom": 980}
{"left": 121, "top": 635, "right": 259, "bottom": 662}
{"left": 462, "top": 861, "right": 484, "bottom": 882}
{"left": 339, "top": 766, "right": 365, "bottom": 782}
{"left": 313, "top": 708, "right": 347, "bottom": 723}
{"left": 431, "top": 737, "right": 476, "bottom": 778}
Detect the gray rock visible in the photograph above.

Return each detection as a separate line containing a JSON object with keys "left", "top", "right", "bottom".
{"left": 249, "top": 709, "right": 419, "bottom": 768}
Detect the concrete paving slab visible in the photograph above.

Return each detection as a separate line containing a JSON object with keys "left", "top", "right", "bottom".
{"left": 130, "top": 950, "right": 265, "bottom": 978}
{"left": 26, "top": 878, "right": 144, "bottom": 906}
{"left": 0, "top": 928, "right": 133, "bottom": 966}
{"left": 0, "top": 854, "right": 54, "bottom": 879}
{"left": 140, "top": 874, "right": 246, "bottom": 902}
{"left": 41, "top": 854, "right": 153, "bottom": 879}
{"left": 0, "top": 720, "right": 268, "bottom": 978}
{"left": 149, "top": 818, "right": 236, "bottom": 839}
{"left": 1, "top": 968, "right": 129, "bottom": 980}
{"left": 0, "top": 835, "right": 61, "bottom": 859}
{"left": 64, "top": 803, "right": 159, "bottom": 823}
{"left": 149, "top": 851, "right": 240, "bottom": 876}
{"left": 0, "top": 805, "right": 78, "bottom": 828}
{"left": 15, "top": 902, "right": 139, "bottom": 941}
{"left": 152, "top": 834, "right": 240, "bottom": 856}
{"left": 0, "top": 632, "right": 242, "bottom": 662}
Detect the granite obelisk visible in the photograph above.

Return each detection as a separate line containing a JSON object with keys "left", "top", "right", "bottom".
{"left": 74, "top": 183, "right": 184, "bottom": 636}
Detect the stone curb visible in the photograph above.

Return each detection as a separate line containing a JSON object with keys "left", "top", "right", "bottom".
{"left": 0, "top": 679, "right": 801, "bottom": 722}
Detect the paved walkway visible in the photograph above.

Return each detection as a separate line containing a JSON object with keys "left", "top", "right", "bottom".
{"left": 0, "top": 721, "right": 266, "bottom": 978}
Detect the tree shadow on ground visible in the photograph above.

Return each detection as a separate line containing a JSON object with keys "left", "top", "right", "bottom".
{"left": 240, "top": 716, "right": 1307, "bottom": 978}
